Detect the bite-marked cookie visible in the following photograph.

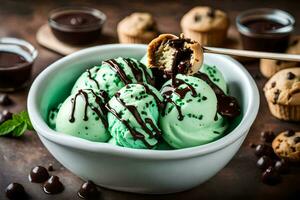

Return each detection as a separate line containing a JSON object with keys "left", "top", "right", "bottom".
{"left": 147, "top": 34, "right": 203, "bottom": 75}
{"left": 272, "top": 130, "right": 300, "bottom": 162}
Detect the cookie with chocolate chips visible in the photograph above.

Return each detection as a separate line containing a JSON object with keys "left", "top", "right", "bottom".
{"left": 272, "top": 130, "right": 300, "bottom": 162}
{"left": 180, "top": 6, "right": 229, "bottom": 46}
{"left": 264, "top": 68, "right": 300, "bottom": 121}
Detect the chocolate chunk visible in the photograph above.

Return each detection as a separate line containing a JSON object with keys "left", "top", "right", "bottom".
{"left": 287, "top": 72, "right": 296, "bottom": 80}
{"left": 207, "top": 8, "right": 216, "bottom": 18}
{"left": 194, "top": 14, "right": 202, "bottom": 21}
{"left": 48, "top": 164, "right": 54, "bottom": 172}
{"left": 284, "top": 130, "right": 295, "bottom": 137}
{"left": 43, "top": 176, "right": 64, "bottom": 194}
{"left": 294, "top": 137, "right": 300, "bottom": 144}
{"left": 78, "top": 181, "right": 100, "bottom": 199}
{"left": 5, "top": 183, "right": 27, "bottom": 200}
{"left": 249, "top": 143, "right": 256, "bottom": 148}
{"left": 255, "top": 144, "right": 275, "bottom": 158}
{"left": 257, "top": 156, "right": 273, "bottom": 170}
{"left": 0, "top": 110, "right": 13, "bottom": 124}
{"left": 274, "top": 159, "right": 289, "bottom": 174}
{"left": 261, "top": 166, "right": 281, "bottom": 185}
{"left": 0, "top": 94, "right": 13, "bottom": 106}
{"left": 260, "top": 131, "right": 275, "bottom": 143}
{"left": 271, "top": 82, "right": 276, "bottom": 88}
{"left": 273, "top": 89, "right": 280, "bottom": 103}
{"left": 29, "top": 166, "right": 50, "bottom": 183}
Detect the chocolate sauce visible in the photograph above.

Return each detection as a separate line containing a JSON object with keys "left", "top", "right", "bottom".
{"left": 5, "top": 183, "right": 27, "bottom": 200}
{"left": 0, "top": 110, "right": 13, "bottom": 124}
{"left": 161, "top": 78, "right": 197, "bottom": 121}
{"left": 0, "top": 51, "right": 33, "bottom": 91}
{"left": 239, "top": 18, "right": 290, "bottom": 52}
{"left": 105, "top": 103, "right": 151, "bottom": 148}
{"left": 29, "top": 166, "right": 50, "bottom": 183}
{"left": 49, "top": 8, "right": 105, "bottom": 45}
{"left": 0, "top": 52, "right": 27, "bottom": 68}
{"left": 115, "top": 92, "right": 161, "bottom": 139}
{"left": 103, "top": 59, "right": 132, "bottom": 84}
{"left": 86, "top": 69, "right": 100, "bottom": 89}
{"left": 105, "top": 84, "right": 163, "bottom": 148}
{"left": 43, "top": 176, "right": 64, "bottom": 194}
{"left": 69, "top": 89, "right": 108, "bottom": 128}
{"left": 167, "top": 39, "right": 192, "bottom": 85}
{"left": 243, "top": 19, "right": 285, "bottom": 34}
{"left": 194, "top": 72, "right": 240, "bottom": 118}
{"left": 53, "top": 12, "right": 100, "bottom": 26}
{"left": 78, "top": 181, "right": 100, "bottom": 199}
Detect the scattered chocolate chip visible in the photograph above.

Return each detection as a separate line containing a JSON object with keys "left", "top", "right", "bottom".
{"left": 255, "top": 144, "right": 275, "bottom": 158}
{"left": 276, "top": 60, "right": 282, "bottom": 65}
{"left": 273, "top": 89, "right": 280, "bottom": 103}
{"left": 257, "top": 156, "right": 273, "bottom": 170}
{"left": 5, "top": 183, "right": 27, "bottom": 200}
{"left": 43, "top": 176, "right": 64, "bottom": 194}
{"left": 249, "top": 143, "right": 257, "bottom": 148}
{"left": 48, "top": 164, "right": 54, "bottom": 172}
{"left": 78, "top": 181, "right": 100, "bottom": 199}
{"left": 0, "top": 94, "right": 13, "bottom": 106}
{"left": 261, "top": 166, "right": 281, "bottom": 185}
{"left": 287, "top": 72, "right": 296, "bottom": 80}
{"left": 294, "top": 137, "right": 300, "bottom": 144}
{"left": 29, "top": 166, "right": 50, "bottom": 183}
{"left": 275, "top": 159, "right": 289, "bottom": 174}
{"left": 194, "top": 14, "right": 202, "bottom": 21}
{"left": 271, "top": 82, "right": 276, "bottom": 88}
{"left": 284, "top": 130, "right": 295, "bottom": 137}
{"left": 260, "top": 131, "right": 275, "bottom": 143}
{"left": 0, "top": 110, "right": 13, "bottom": 124}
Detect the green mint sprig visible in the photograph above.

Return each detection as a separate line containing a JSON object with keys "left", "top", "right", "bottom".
{"left": 0, "top": 111, "right": 34, "bottom": 137}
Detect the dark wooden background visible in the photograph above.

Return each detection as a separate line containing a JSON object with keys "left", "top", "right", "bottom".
{"left": 0, "top": 0, "right": 300, "bottom": 199}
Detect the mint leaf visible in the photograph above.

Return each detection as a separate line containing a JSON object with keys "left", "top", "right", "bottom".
{"left": 12, "top": 122, "right": 27, "bottom": 137}
{"left": 0, "top": 120, "right": 21, "bottom": 135}
{"left": 0, "top": 110, "right": 34, "bottom": 137}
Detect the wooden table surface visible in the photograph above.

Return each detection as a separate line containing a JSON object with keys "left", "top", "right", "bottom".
{"left": 0, "top": 0, "right": 300, "bottom": 199}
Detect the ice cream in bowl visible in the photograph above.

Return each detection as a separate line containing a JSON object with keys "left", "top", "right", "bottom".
{"left": 27, "top": 34, "right": 259, "bottom": 194}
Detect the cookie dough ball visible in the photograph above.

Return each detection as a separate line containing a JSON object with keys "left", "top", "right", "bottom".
{"left": 272, "top": 130, "right": 300, "bottom": 162}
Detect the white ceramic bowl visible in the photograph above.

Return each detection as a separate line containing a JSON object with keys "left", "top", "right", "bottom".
{"left": 27, "top": 44, "right": 259, "bottom": 194}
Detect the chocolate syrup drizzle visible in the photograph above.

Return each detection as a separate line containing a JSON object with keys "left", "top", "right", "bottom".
{"left": 69, "top": 89, "right": 109, "bottom": 128}
{"left": 86, "top": 68, "right": 100, "bottom": 89}
{"left": 194, "top": 72, "right": 240, "bottom": 118}
{"left": 104, "top": 58, "right": 155, "bottom": 86}
{"left": 161, "top": 37, "right": 240, "bottom": 120}
{"left": 105, "top": 84, "right": 163, "bottom": 148}
{"left": 103, "top": 59, "right": 132, "bottom": 84}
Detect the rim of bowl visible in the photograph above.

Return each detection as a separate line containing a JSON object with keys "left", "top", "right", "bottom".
{"left": 27, "top": 44, "right": 259, "bottom": 160}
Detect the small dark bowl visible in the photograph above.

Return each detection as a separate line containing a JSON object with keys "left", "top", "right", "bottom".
{"left": 0, "top": 37, "right": 38, "bottom": 92}
{"left": 48, "top": 7, "right": 106, "bottom": 45}
{"left": 236, "top": 8, "right": 295, "bottom": 52}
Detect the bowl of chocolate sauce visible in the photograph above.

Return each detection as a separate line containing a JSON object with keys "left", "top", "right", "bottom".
{"left": 236, "top": 8, "right": 295, "bottom": 52}
{"left": 0, "top": 37, "right": 38, "bottom": 92}
{"left": 48, "top": 7, "right": 106, "bottom": 45}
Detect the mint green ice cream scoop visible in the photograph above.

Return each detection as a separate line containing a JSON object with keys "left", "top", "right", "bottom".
{"left": 160, "top": 74, "right": 228, "bottom": 149}
{"left": 72, "top": 57, "right": 154, "bottom": 98}
{"left": 55, "top": 89, "right": 110, "bottom": 142}
{"left": 107, "top": 83, "right": 163, "bottom": 149}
